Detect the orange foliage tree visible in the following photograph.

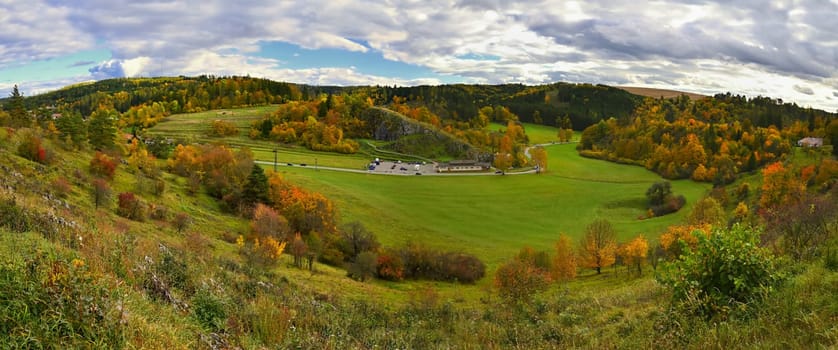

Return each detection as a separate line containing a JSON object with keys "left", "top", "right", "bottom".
{"left": 551, "top": 234, "right": 577, "bottom": 281}
{"left": 618, "top": 235, "right": 649, "bottom": 276}
{"left": 759, "top": 162, "right": 805, "bottom": 215}
{"left": 658, "top": 224, "right": 712, "bottom": 258}
{"left": 577, "top": 219, "right": 617, "bottom": 274}
{"left": 530, "top": 146, "right": 548, "bottom": 173}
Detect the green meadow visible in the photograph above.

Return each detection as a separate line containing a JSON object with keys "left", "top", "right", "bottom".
{"left": 275, "top": 144, "right": 709, "bottom": 267}
{"left": 148, "top": 108, "right": 710, "bottom": 267}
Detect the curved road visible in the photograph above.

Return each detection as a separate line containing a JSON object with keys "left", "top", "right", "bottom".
{"left": 254, "top": 160, "right": 536, "bottom": 176}
{"left": 256, "top": 141, "right": 577, "bottom": 177}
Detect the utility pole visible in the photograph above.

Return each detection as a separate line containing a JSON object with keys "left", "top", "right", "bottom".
{"left": 273, "top": 147, "right": 278, "bottom": 172}
{"left": 315, "top": 158, "right": 318, "bottom": 171}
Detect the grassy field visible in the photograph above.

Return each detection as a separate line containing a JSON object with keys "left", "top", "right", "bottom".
{"left": 149, "top": 107, "right": 709, "bottom": 267}
{"left": 275, "top": 143, "right": 709, "bottom": 268}
{"left": 489, "top": 121, "right": 569, "bottom": 144}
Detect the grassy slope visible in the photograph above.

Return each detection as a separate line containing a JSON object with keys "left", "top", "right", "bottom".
{"left": 278, "top": 143, "right": 709, "bottom": 268}
{"left": 146, "top": 106, "right": 370, "bottom": 169}
{"left": 148, "top": 109, "right": 708, "bottom": 267}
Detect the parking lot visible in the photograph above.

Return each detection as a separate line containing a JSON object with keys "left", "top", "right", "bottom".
{"left": 367, "top": 160, "right": 437, "bottom": 175}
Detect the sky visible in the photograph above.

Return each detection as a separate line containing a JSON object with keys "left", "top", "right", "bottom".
{"left": 1, "top": 0, "right": 836, "bottom": 112}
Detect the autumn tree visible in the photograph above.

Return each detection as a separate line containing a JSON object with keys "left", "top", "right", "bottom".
{"left": 172, "top": 212, "right": 191, "bottom": 234}
{"left": 251, "top": 203, "right": 290, "bottom": 239}
{"left": 619, "top": 235, "right": 649, "bottom": 276}
{"left": 687, "top": 197, "right": 725, "bottom": 226}
{"left": 339, "top": 221, "right": 379, "bottom": 261}
{"left": 494, "top": 259, "right": 549, "bottom": 302}
{"left": 578, "top": 219, "right": 617, "bottom": 274}
{"left": 530, "top": 146, "right": 548, "bottom": 173}
{"left": 551, "top": 234, "right": 577, "bottom": 281}
{"left": 759, "top": 162, "right": 805, "bottom": 214}
{"left": 91, "top": 178, "right": 111, "bottom": 210}
{"left": 658, "top": 224, "right": 712, "bottom": 259}
{"left": 348, "top": 251, "right": 378, "bottom": 282}
{"left": 89, "top": 151, "right": 117, "bottom": 180}
{"left": 646, "top": 181, "right": 671, "bottom": 206}
{"left": 290, "top": 233, "right": 308, "bottom": 268}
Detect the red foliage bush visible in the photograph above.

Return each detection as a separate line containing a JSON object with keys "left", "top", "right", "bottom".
{"left": 90, "top": 152, "right": 117, "bottom": 179}
{"left": 375, "top": 252, "right": 404, "bottom": 281}
{"left": 117, "top": 192, "right": 145, "bottom": 221}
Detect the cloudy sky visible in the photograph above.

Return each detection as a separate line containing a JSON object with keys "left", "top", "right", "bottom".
{"left": 1, "top": 0, "right": 836, "bottom": 111}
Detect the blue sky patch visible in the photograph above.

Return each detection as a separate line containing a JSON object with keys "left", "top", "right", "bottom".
{"left": 0, "top": 49, "right": 110, "bottom": 84}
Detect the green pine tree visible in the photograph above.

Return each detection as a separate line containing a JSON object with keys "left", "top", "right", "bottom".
{"left": 55, "top": 110, "right": 87, "bottom": 148}
{"left": 6, "top": 85, "right": 30, "bottom": 128}
{"left": 87, "top": 107, "right": 119, "bottom": 151}
{"left": 242, "top": 165, "right": 269, "bottom": 205}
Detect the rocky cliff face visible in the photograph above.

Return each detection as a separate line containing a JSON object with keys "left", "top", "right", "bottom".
{"left": 361, "top": 107, "right": 489, "bottom": 160}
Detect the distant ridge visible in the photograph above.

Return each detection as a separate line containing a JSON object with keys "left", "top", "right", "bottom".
{"left": 618, "top": 86, "right": 706, "bottom": 100}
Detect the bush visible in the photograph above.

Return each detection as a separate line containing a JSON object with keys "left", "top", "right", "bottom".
{"left": 494, "top": 259, "right": 550, "bottom": 302}
{"left": 16, "top": 129, "right": 51, "bottom": 164}
{"left": 51, "top": 177, "right": 72, "bottom": 198}
{"left": 658, "top": 225, "right": 784, "bottom": 320}
{"left": 90, "top": 151, "right": 117, "bottom": 179}
{"left": 207, "top": 120, "right": 239, "bottom": 137}
{"left": 376, "top": 250, "right": 404, "bottom": 281}
{"left": 348, "top": 251, "right": 378, "bottom": 282}
{"left": 192, "top": 288, "right": 227, "bottom": 331}
{"left": 651, "top": 194, "right": 686, "bottom": 217}
{"left": 399, "top": 243, "right": 485, "bottom": 283}
{"left": 0, "top": 236, "right": 125, "bottom": 348}
{"left": 172, "top": 212, "right": 191, "bottom": 233}
{"left": 117, "top": 192, "right": 146, "bottom": 221}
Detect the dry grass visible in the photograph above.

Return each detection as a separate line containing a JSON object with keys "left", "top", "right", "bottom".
{"left": 619, "top": 86, "right": 707, "bottom": 100}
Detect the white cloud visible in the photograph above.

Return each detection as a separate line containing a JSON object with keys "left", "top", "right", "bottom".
{"left": 2, "top": 0, "right": 836, "bottom": 111}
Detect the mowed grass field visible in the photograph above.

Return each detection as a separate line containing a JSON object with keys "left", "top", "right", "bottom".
{"left": 276, "top": 144, "right": 709, "bottom": 268}
{"left": 146, "top": 106, "right": 371, "bottom": 169}
{"left": 150, "top": 108, "right": 709, "bottom": 267}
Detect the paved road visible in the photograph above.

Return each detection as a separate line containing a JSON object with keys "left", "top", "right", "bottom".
{"left": 255, "top": 160, "right": 536, "bottom": 176}
{"left": 255, "top": 142, "right": 573, "bottom": 177}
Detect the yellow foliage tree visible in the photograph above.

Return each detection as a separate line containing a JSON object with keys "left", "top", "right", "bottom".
{"left": 530, "top": 146, "right": 548, "bottom": 173}
{"left": 618, "top": 235, "right": 648, "bottom": 276}
{"left": 659, "top": 224, "right": 712, "bottom": 258}
{"left": 578, "top": 219, "right": 617, "bottom": 274}
{"left": 552, "top": 234, "right": 577, "bottom": 281}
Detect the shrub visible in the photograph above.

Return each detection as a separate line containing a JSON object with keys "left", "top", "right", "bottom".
{"left": 207, "top": 119, "right": 239, "bottom": 137}
{"left": 494, "top": 259, "right": 549, "bottom": 302}
{"left": 91, "top": 178, "right": 111, "bottom": 209}
{"left": 192, "top": 289, "right": 227, "bottom": 331}
{"left": 440, "top": 252, "right": 485, "bottom": 283}
{"left": 90, "top": 151, "right": 117, "bottom": 179}
{"left": 149, "top": 203, "right": 169, "bottom": 220}
{"left": 51, "top": 176, "right": 72, "bottom": 198}
{"left": 399, "top": 243, "right": 485, "bottom": 283}
{"left": 376, "top": 250, "right": 404, "bottom": 281}
{"left": 658, "top": 225, "right": 784, "bottom": 320}
{"left": 172, "top": 212, "right": 191, "bottom": 233}
{"left": 0, "top": 237, "right": 125, "bottom": 348}
{"left": 117, "top": 192, "right": 146, "bottom": 221}
{"left": 16, "top": 129, "right": 51, "bottom": 164}
{"left": 348, "top": 251, "right": 378, "bottom": 282}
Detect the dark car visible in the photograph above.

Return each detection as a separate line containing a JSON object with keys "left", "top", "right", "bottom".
{"left": 300, "top": 163, "right": 307, "bottom": 166}
{"left": 495, "top": 170, "right": 504, "bottom": 174}
{"left": 415, "top": 172, "right": 422, "bottom": 175}
{"left": 399, "top": 167, "right": 407, "bottom": 171}
{"left": 287, "top": 163, "right": 293, "bottom": 166}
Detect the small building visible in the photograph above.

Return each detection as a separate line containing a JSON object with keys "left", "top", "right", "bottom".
{"left": 798, "top": 137, "right": 823, "bottom": 148}
{"left": 437, "top": 160, "right": 491, "bottom": 173}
